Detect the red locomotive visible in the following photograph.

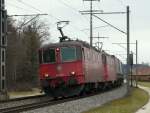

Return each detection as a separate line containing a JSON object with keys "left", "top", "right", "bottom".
{"left": 38, "top": 22, "right": 124, "bottom": 97}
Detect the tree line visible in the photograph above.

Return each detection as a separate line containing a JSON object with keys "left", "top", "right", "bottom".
{"left": 6, "top": 17, "right": 50, "bottom": 91}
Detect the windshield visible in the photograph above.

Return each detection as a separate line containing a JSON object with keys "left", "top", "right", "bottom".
{"left": 61, "top": 47, "right": 76, "bottom": 62}
{"left": 43, "top": 49, "right": 56, "bottom": 63}
{"left": 61, "top": 47, "right": 82, "bottom": 62}
{"left": 39, "top": 46, "right": 82, "bottom": 64}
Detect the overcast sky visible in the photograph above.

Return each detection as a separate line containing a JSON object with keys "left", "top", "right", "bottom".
{"left": 5, "top": 0, "right": 150, "bottom": 64}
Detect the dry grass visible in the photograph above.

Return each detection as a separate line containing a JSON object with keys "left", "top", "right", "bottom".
{"left": 83, "top": 88, "right": 149, "bottom": 113}
{"left": 8, "top": 88, "right": 43, "bottom": 99}
{"left": 138, "top": 81, "right": 150, "bottom": 88}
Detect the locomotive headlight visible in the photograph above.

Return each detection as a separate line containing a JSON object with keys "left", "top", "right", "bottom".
{"left": 70, "top": 71, "right": 76, "bottom": 75}
{"left": 57, "top": 65, "right": 62, "bottom": 72}
{"left": 44, "top": 74, "right": 49, "bottom": 77}
{"left": 56, "top": 48, "right": 60, "bottom": 52}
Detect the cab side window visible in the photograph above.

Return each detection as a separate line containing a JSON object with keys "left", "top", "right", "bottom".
{"left": 102, "top": 54, "right": 107, "bottom": 64}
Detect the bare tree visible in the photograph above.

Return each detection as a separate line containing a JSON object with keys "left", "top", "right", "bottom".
{"left": 6, "top": 18, "right": 23, "bottom": 90}
{"left": 18, "top": 17, "right": 50, "bottom": 87}
{"left": 6, "top": 17, "right": 50, "bottom": 91}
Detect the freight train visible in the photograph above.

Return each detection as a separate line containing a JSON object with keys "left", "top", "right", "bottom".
{"left": 38, "top": 22, "right": 124, "bottom": 98}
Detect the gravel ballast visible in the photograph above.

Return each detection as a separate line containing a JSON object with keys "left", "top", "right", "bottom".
{"left": 22, "top": 84, "right": 128, "bottom": 113}
{"left": 0, "top": 96, "right": 50, "bottom": 110}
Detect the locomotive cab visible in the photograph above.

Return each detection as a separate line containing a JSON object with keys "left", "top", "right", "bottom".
{"left": 39, "top": 43, "right": 85, "bottom": 97}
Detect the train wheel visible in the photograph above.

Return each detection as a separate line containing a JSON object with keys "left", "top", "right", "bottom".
{"left": 43, "top": 87, "right": 51, "bottom": 95}
{"left": 97, "top": 82, "right": 105, "bottom": 91}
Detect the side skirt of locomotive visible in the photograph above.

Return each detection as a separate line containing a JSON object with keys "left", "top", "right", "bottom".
{"left": 81, "top": 78, "right": 123, "bottom": 94}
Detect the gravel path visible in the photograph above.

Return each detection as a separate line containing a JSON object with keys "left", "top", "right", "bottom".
{"left": 135, "top": 86, "right": 150, "bottom": 113}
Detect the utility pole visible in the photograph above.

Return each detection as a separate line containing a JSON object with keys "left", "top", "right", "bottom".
{"left": 126, "top": 6, "right": 130, "bottom": 94}
{"left": 90, "top": 0, "right": 93, "bottom": 46}
{"left": 130, "top": 52, "right": 133, "bottom": 87}
{"left": 81, "top": 0, "right": 100, "bottom": 46}
{"left": 135, "top": 40, "right": 138, "bottom": 87}
{"left": 0, "top": 0, "right": 8, "bottom": 100}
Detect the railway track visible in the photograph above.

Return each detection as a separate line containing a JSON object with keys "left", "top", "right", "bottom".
{"left": 0, "top": 89, "right": 121, "bottom": 112}
{"left": 0, "top": 94, "right": 45, "bottom": 103}
{"left": 0, "top": 86, "right": 121, "bottom": 113}
{"left": 0, "top": 94, "right": 50, "bottom": 112}
{"left": 0, "top": 96, "right": 83, "bottom": 113}
{"left": 0, "top": 98, "right": 53, "bottom": 113}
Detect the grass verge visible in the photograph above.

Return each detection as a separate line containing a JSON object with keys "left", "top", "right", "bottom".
{"left": 8, "top": 88, "right": 43, "bottom": 99}
{"left": 138, "top": 81, "right": 150, "bottom": 88}
{"left": 83, "top": 88, "right": 149, "bottom": 113}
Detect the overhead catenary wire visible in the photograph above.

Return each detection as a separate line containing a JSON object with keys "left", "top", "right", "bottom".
{"left": 54, "top": 0, "right": 92, "bottom": 37}
{"left": 14, "top": 0, "right": 125, "bottom": 42}
{"left": 116, "top": 0, "right": 126, "bottom": 7}
{"left": 7, "top": 1, "right": 60, "bottom": 31}
{"left": 56, "top": 0, "right": 89, "bottom": 23}
{"left": 58, "top": 0, "right": 80, "bottom": 13}
{"left": 8, "top": 14, "right": 48, "bottom": 17}
{"left": 112, "top": 43, "right": 136, "bottom": 55}
{"left": 16, "top": 0, "right": 88, "bottom": 37}
{"left": 16, "top": 0, "right": 61, "bottom": 21}
{"left": 96, "top": 0, "right": 101, "bottom": 8}
{"left": 70, "top": 24, "right": 89, "bottom": 37}
{"left": 93, "top": 14, "right": 127, "bottom": 35}
{"left": 7, "top": 0, "right": 61, "bottom": 34}
{"left": 17, "top": 0, "right": 43, "bottom": 13}
{"left": 7, "top": 2, "right": 61, "bottom": 36}
{"left": 6, "top": 2, "right": 34, "bottom": 13}
{"left": 81, "top": 25, "right": 109, "bottom": 31}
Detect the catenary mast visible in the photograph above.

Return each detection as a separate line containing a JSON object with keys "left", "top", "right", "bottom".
{"left": 0, "top": 0, "right": 8, "bottom": 100}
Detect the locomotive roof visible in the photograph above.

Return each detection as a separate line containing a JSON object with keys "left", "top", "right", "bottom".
{"left": 40, "top": 40, "right": 95, "bottom": 49}
{"left": 40, "top": 40, "right": 122, "bottom": 63}
{"left": 41, "top": 40, "right": 110, "bottom": 54}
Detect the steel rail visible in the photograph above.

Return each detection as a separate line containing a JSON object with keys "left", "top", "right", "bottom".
{"left": 0, "top": 94, "right": 45, "bottom": 103}
{"left": 0, "top": 85, "right": 123, "bottom": 113}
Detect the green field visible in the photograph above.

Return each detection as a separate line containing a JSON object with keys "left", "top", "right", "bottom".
{"left": 83, "top": 88, "right": 149, "bottom": 113}
{"left": 138, "top": 81, "right": 150, "bottom": 88}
